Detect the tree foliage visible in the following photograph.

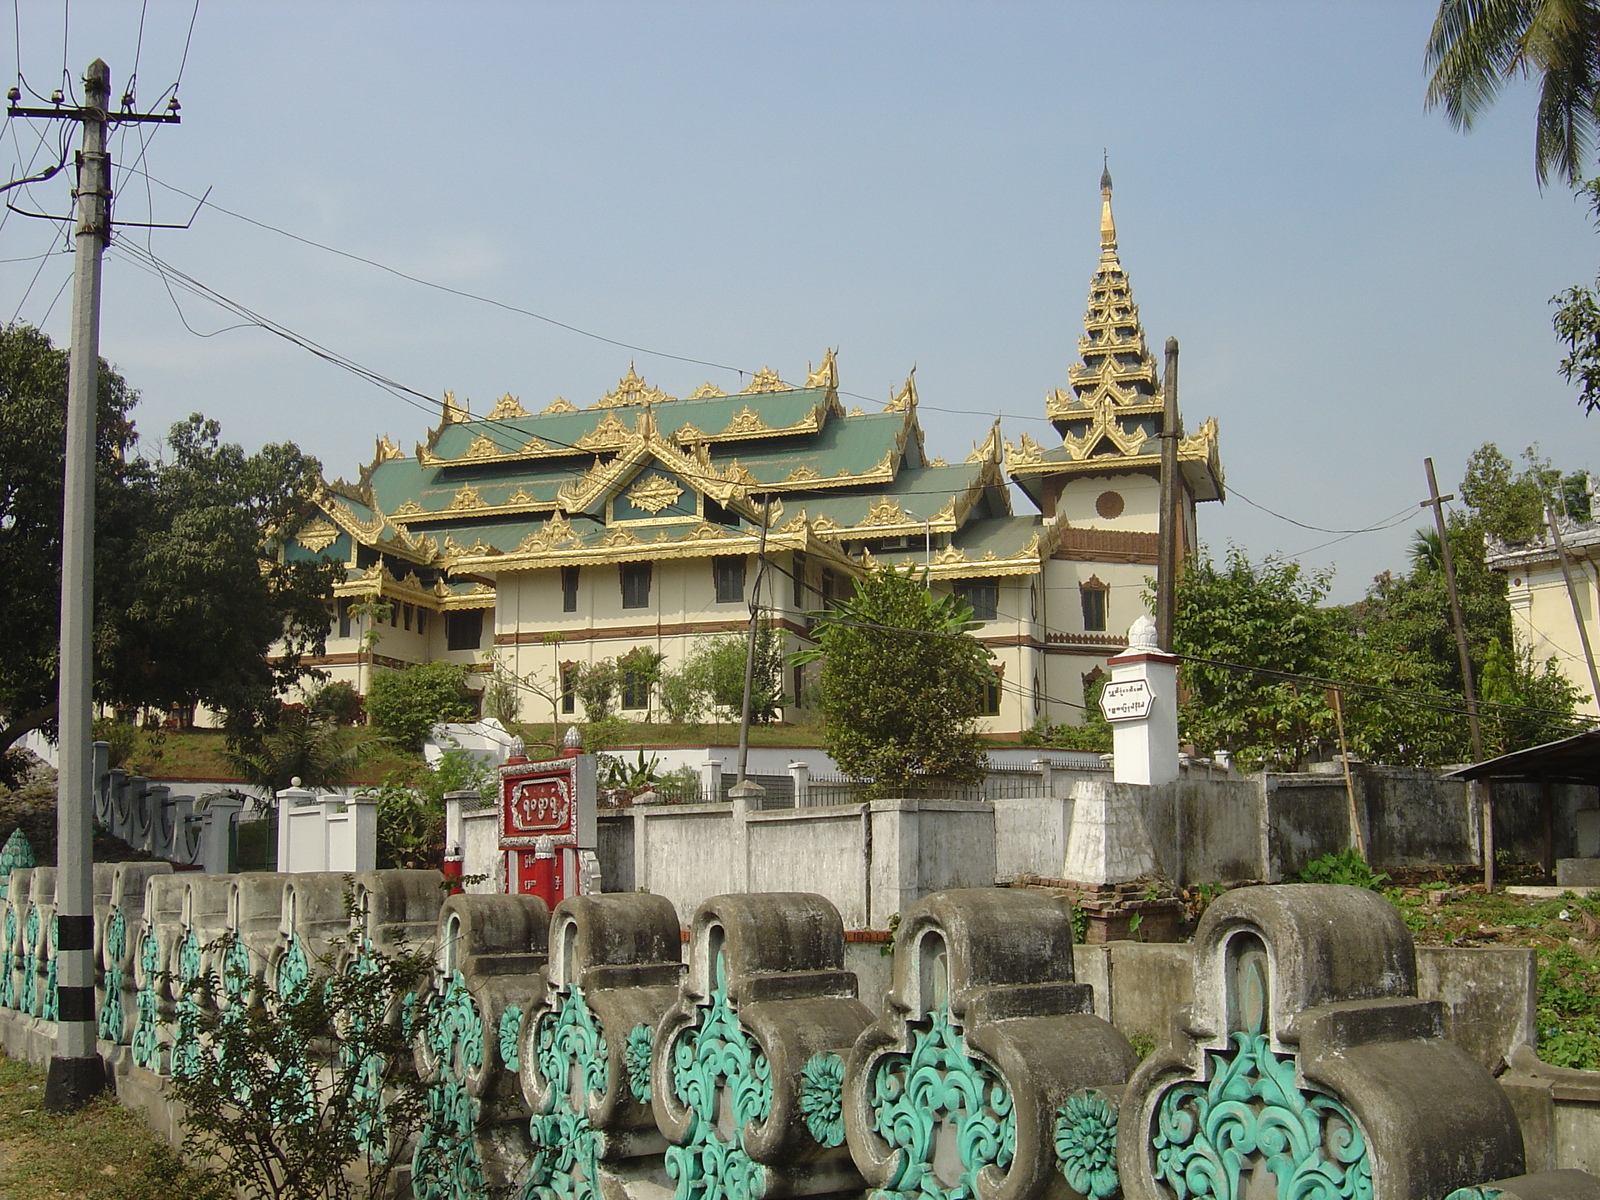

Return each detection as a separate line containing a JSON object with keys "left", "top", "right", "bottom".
{"left": 364, "top": 661, "right": 475, "bottom": 751}
{"left": 0, "top": 324, "right": 341, "bottom": 751}
{"left": 800, "top": 565, "right": 992, "bottom": 794}
{"left": 1178, "top": 443, "right": 1583, "bottom": 769}
{"left": 1425, "top": 0, "right": 1600, "bottom": 188}
{"left": 681, "top": 627, "right": 784, "bottom": 724}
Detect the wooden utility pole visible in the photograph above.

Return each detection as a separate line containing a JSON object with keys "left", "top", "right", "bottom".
{"left": 1325, "top": 688, "right": 1364, "bottom": 857}
{"left": 730, "top": 496, "right": 773, "bottom": 798}
{"left": 1421, "top": 458, "right": 1491, "bottom": 889}
{"left": 1544, "top": 505, "right": 1600, "bottom": 709}
{"left": 1155, "top": 338, "right": 1180, "bottom": 651}
{"left": 9, "top": 62, "right": 178, "bottom": 1111}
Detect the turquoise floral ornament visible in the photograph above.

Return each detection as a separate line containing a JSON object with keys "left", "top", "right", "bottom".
{"left": 499, "top": 1004, "right": 524, "bottom": 1073}
{"left": 97, "top": 906, "right": 126, "bottom": 1040}
{"left": 799, "top": 1052, "right": 846, "bottom": 1148}
{"left": 524, "top": 987, "right": 609, "bottom": 1200}
{"left": 625, "top": 1022, "right": 654, "bottom": 1103}
{"left": 869, "top": 1008, "right": 1015, "bottom": 1200}
{"left": 1151, "top": 1032, "right": 1371, "bottom": 1200}
{"left": 1054, "top": 1091, "right": 1119, "bottom": 1200}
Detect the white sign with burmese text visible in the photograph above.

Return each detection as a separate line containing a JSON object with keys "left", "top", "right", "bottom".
{"left": 1099, "top": 679, "right": 1154, "bottom": 722}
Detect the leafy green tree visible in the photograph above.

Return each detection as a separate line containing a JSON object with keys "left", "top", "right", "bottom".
{"left": 307, "top": 681, "right": 364, "bottom": 726}
{"left": 0, "top": 322, "right": 142, "bottom": 755}
{"left": 364, "top": 661, "right": 475, "bottom": 751}
{"left": 1426, "top": 0, "right": 1600, "bottom": 187}
{"left": 1173, "top": 547, "right": 1348, "bottom": 770}
{"left": 575, "top": 660, "right": 619, "bottom": 722}
{"left": 0, "top": 324, "right": 341, "bottom": 755}
{"left": 682, "top": 627, "right": 785, "bottom": 724}
{"left": 799, "top": 565, "right": 992, "bottom": 794}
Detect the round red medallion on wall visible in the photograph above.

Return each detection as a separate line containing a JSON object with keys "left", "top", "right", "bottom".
{"left": 1095, "top": 490, "right": 1125, "bottom": 519}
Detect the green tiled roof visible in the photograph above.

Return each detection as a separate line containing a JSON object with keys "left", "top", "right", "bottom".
{"left": 709, "top": 411, "right": 906, "bottom": 484}
{"left": 786, "top": 462, "right": 988, "bottom": 527}
{"left": 950, "top": 515, "right": 1045, "bottom": 557}
{"left": 429, "top": 386, "right": 832, "bottom": 461}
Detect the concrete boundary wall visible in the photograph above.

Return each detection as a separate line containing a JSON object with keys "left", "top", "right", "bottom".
{"left": 598, "top": 795, "right": 996, "bottom": 929}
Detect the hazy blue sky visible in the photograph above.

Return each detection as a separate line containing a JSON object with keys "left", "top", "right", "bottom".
{"left": 4, "top": 1, "right": 1595, "bottom": 602}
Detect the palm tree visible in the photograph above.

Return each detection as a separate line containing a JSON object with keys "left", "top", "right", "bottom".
{"left": 1409, "top": 527, "right": 1445, "bottom": 574}
{"left": 1426, "top": 0, "right": 1600, "bottom": 186}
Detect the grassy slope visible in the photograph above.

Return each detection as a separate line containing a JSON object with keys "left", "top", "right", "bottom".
{"left": 0, "top": 1056, "right": 223, "bottom": 1199}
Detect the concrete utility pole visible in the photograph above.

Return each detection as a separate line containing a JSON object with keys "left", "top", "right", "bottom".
{"left": 1155, "top": 337, "right": 1180, "bottom": 651}
{"left": 9, "top": 61, "right": 178, "bottom": 1111}
{"left": 730, "top": 496, "right": 773, "bottom": 798}
{"left": 1421, "top": 458, "right": 1491, "bottom": 891}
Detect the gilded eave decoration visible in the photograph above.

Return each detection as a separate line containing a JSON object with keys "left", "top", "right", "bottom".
{"left": 741, "top": 366, "right": 790, "bottom": 394}
{"left": 294, "top": 516, "right": 340, "bottom": 553}
{"left": 487, "top": 393, "right": 530, "bottom": 420}
{"left": 593, "top": 365, "right": 674, "bottom": 409}
{"left": 451, "top": 518, "right": 857, "bottom": 576}
{"left": 886, "top": 523, "right": 1062, "bottom": 580}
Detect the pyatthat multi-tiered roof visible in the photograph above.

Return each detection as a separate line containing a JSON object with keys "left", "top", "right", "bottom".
{"left": 284, "top": 171, "right": 1224, "bottom": 735}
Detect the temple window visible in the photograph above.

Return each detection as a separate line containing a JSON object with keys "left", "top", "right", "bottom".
{"left": 1080, "top": 576, "right": 1109, "bottom": 632}
{"left": 977, "top": 668, "right": 1003, "bottom": 716}
{"left": 337, "top": 597, "right": 352, "bottom": 639}
{"left": 713, "top": 556, "right": 746, "bottom": 604}
{"left": 446, "top": 609, "right": 483, "bottom": 651}
{"left": 955, "top": 577, "right": 1000, "bottom": 622}
{"left": 402, "top": 603, "right": 413, "bottom": 631}
{"left": 620, "top": 658, "right": 651, "bottom": 710}
{"left": 417, "top": 609, "right": 429, "bottom": 637}
{"left": 560, "top": 662, "right": 578, "bottom": 714}
{"left": 561, "top": 566, "right": 579, "bottom": 613}
{"left": 621, "top": 561, "right": 652, "bottom": 610}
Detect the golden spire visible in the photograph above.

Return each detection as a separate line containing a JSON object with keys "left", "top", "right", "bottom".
{"left": 1099, "top": 155, "right": 1117, "bottom": 257}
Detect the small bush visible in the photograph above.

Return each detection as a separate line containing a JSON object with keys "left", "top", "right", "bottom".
{"left": 92, "top": 717, "right": 142, "bottom": 768}
{"left": 575, "top": 661, "right": 619, "bottom": 722}
{"left": 364, "top": 661, "right": 476, "bottom": 751}
{"left": 307, "top": 681, "right": 364, "bottom": 726}
{"left": 657, "top": 667, "right": 703, "bottom": 725}
{"left": 1291, "top": 847, "right": 1389, "bottom": 890}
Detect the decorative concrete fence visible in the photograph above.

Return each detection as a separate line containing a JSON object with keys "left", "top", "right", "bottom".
{"left": 0, "top": 865, "right": 1595, "bottom": 1200}
{"left": 274, "top": 782, "right": 378, "bottom": 873}
{"left": 92, "top": 742, "right": 243, "bottom": 874}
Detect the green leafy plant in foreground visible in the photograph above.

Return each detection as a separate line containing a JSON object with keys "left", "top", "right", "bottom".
{"left": 1291, "top": 847, "right": 1390, "bottom": 890}
{"left": 167, "top": 896, "right": 444, "bottom": 1200}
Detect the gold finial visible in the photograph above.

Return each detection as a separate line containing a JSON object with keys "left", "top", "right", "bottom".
{"left": 1099, "top": 153, "right": 1117, "bottom": 250}
{"left": 442, "top": 389, "right": 470, "bottom": 423}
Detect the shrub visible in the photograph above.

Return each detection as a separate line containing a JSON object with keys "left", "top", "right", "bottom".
{"left": 364, "top": 661, "right": 476, "bottom": 751}
{"left": 575, "top": 660, "right": 619, "bottom": 722}
{"left": 92, "top": 716, "right": 141, "bottom": 768}
{"left": 657, "top": 667, "right": 703, "bottom": 725}
{"left": 1290, "top": 847, "right": 1389, "bottom": 890}
{"left": 307, "top": 681, "right": 364, "bottom": 726}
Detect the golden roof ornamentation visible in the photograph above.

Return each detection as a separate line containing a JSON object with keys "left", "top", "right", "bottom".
{"left": 392, "top": 499, "right": 425, "bottom": 518}
{"left": 741, "top": 367, "right": 789, "bottom": 394}
{"left": 1004, "top": 432, "right": 1048, "bottom": 471}
{"left": 575, "top": 411, "right": 633, "bottom": 452}
{"left": 864, "top": 498, "right": 911, "bottom": 527}
{"left": 514, "top": 513, "right": 580, "bottom": 554}
{"left": 967, "top": 421, "right": 1002, "bottom": 464}
{"left": 507, "top": 487, "right": 539, "bottom": 506}
{"left": 930, "top": 456, "right": 948, "bottom": 468}
{"left": 488, "top": 393, "right": 530, "bottom": 420}
{"left": 375, "top": 434, "right": 404, "bottom": 461}
{"left": 461, "top": 433, "right": 502, "bottom": 460}
{"left": 848, "top": 407, "right": 866, "bottom": 418}
{"left": 599, "top": 527, "right": 643, "bottom": 548}
{"left": 541, "top": 397, "right": 579, "bottom": 414}
{"left": 296, "top": 516, "right": 341, "bottom": 553}
{"left": 447, "top": 484, "right": 486, "bottom": 512}
{"left": 784, "top": 465, "right": 823, "bottom": 483}
{"left": 673, "top": 423, "right": 711, "bottom": 444}
{"left": 442, "top": 390, "right": 471, "bottom": 423}
{"left": 625, "top": 475, "right": 686, "bottom": 514}
{"left": 519, "top": 435, "right": 553, "bottom": 454}
{"left": 885, "top": 369, "right": 918, "bottom": 413}
{"left": 805, "top": 348, "right": 838, "bottom": 390}
{"left": 686, "top": 382, "right": 726, "bottom": 399}
{"left": 596, "top": 365, "right": 673, "bottom": 409}
{"left": 720, "top": 406, "right": 772, "bottom": 437}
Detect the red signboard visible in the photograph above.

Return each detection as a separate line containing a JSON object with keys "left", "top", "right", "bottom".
{"left": 496, "top": 752, "right": 596, "bottom": 908}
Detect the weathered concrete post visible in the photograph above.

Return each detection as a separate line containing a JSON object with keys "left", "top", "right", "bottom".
{"left": 197, "top": 793, "right": 245, "bottom": 875}
{"left": 789, "top": 759, "right": 810, "bottom": 808}
{"left": 1106, "top": 615, "right": 1178, "bottom": 787}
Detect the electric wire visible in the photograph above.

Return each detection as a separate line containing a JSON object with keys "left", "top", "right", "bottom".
{"left": 1229, "top": 486, "right": 1416, "bottom": 536}
{"left": 174, "top": 0, "right": 200, "bottom": 92}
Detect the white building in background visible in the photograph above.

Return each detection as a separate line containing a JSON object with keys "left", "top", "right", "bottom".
{"left": 280, "top": 171, "right": 1225, "bottom": 736}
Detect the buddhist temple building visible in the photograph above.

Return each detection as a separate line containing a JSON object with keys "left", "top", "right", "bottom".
{"left": 282, "top": 170, "right": 1225, "bottom": 735}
